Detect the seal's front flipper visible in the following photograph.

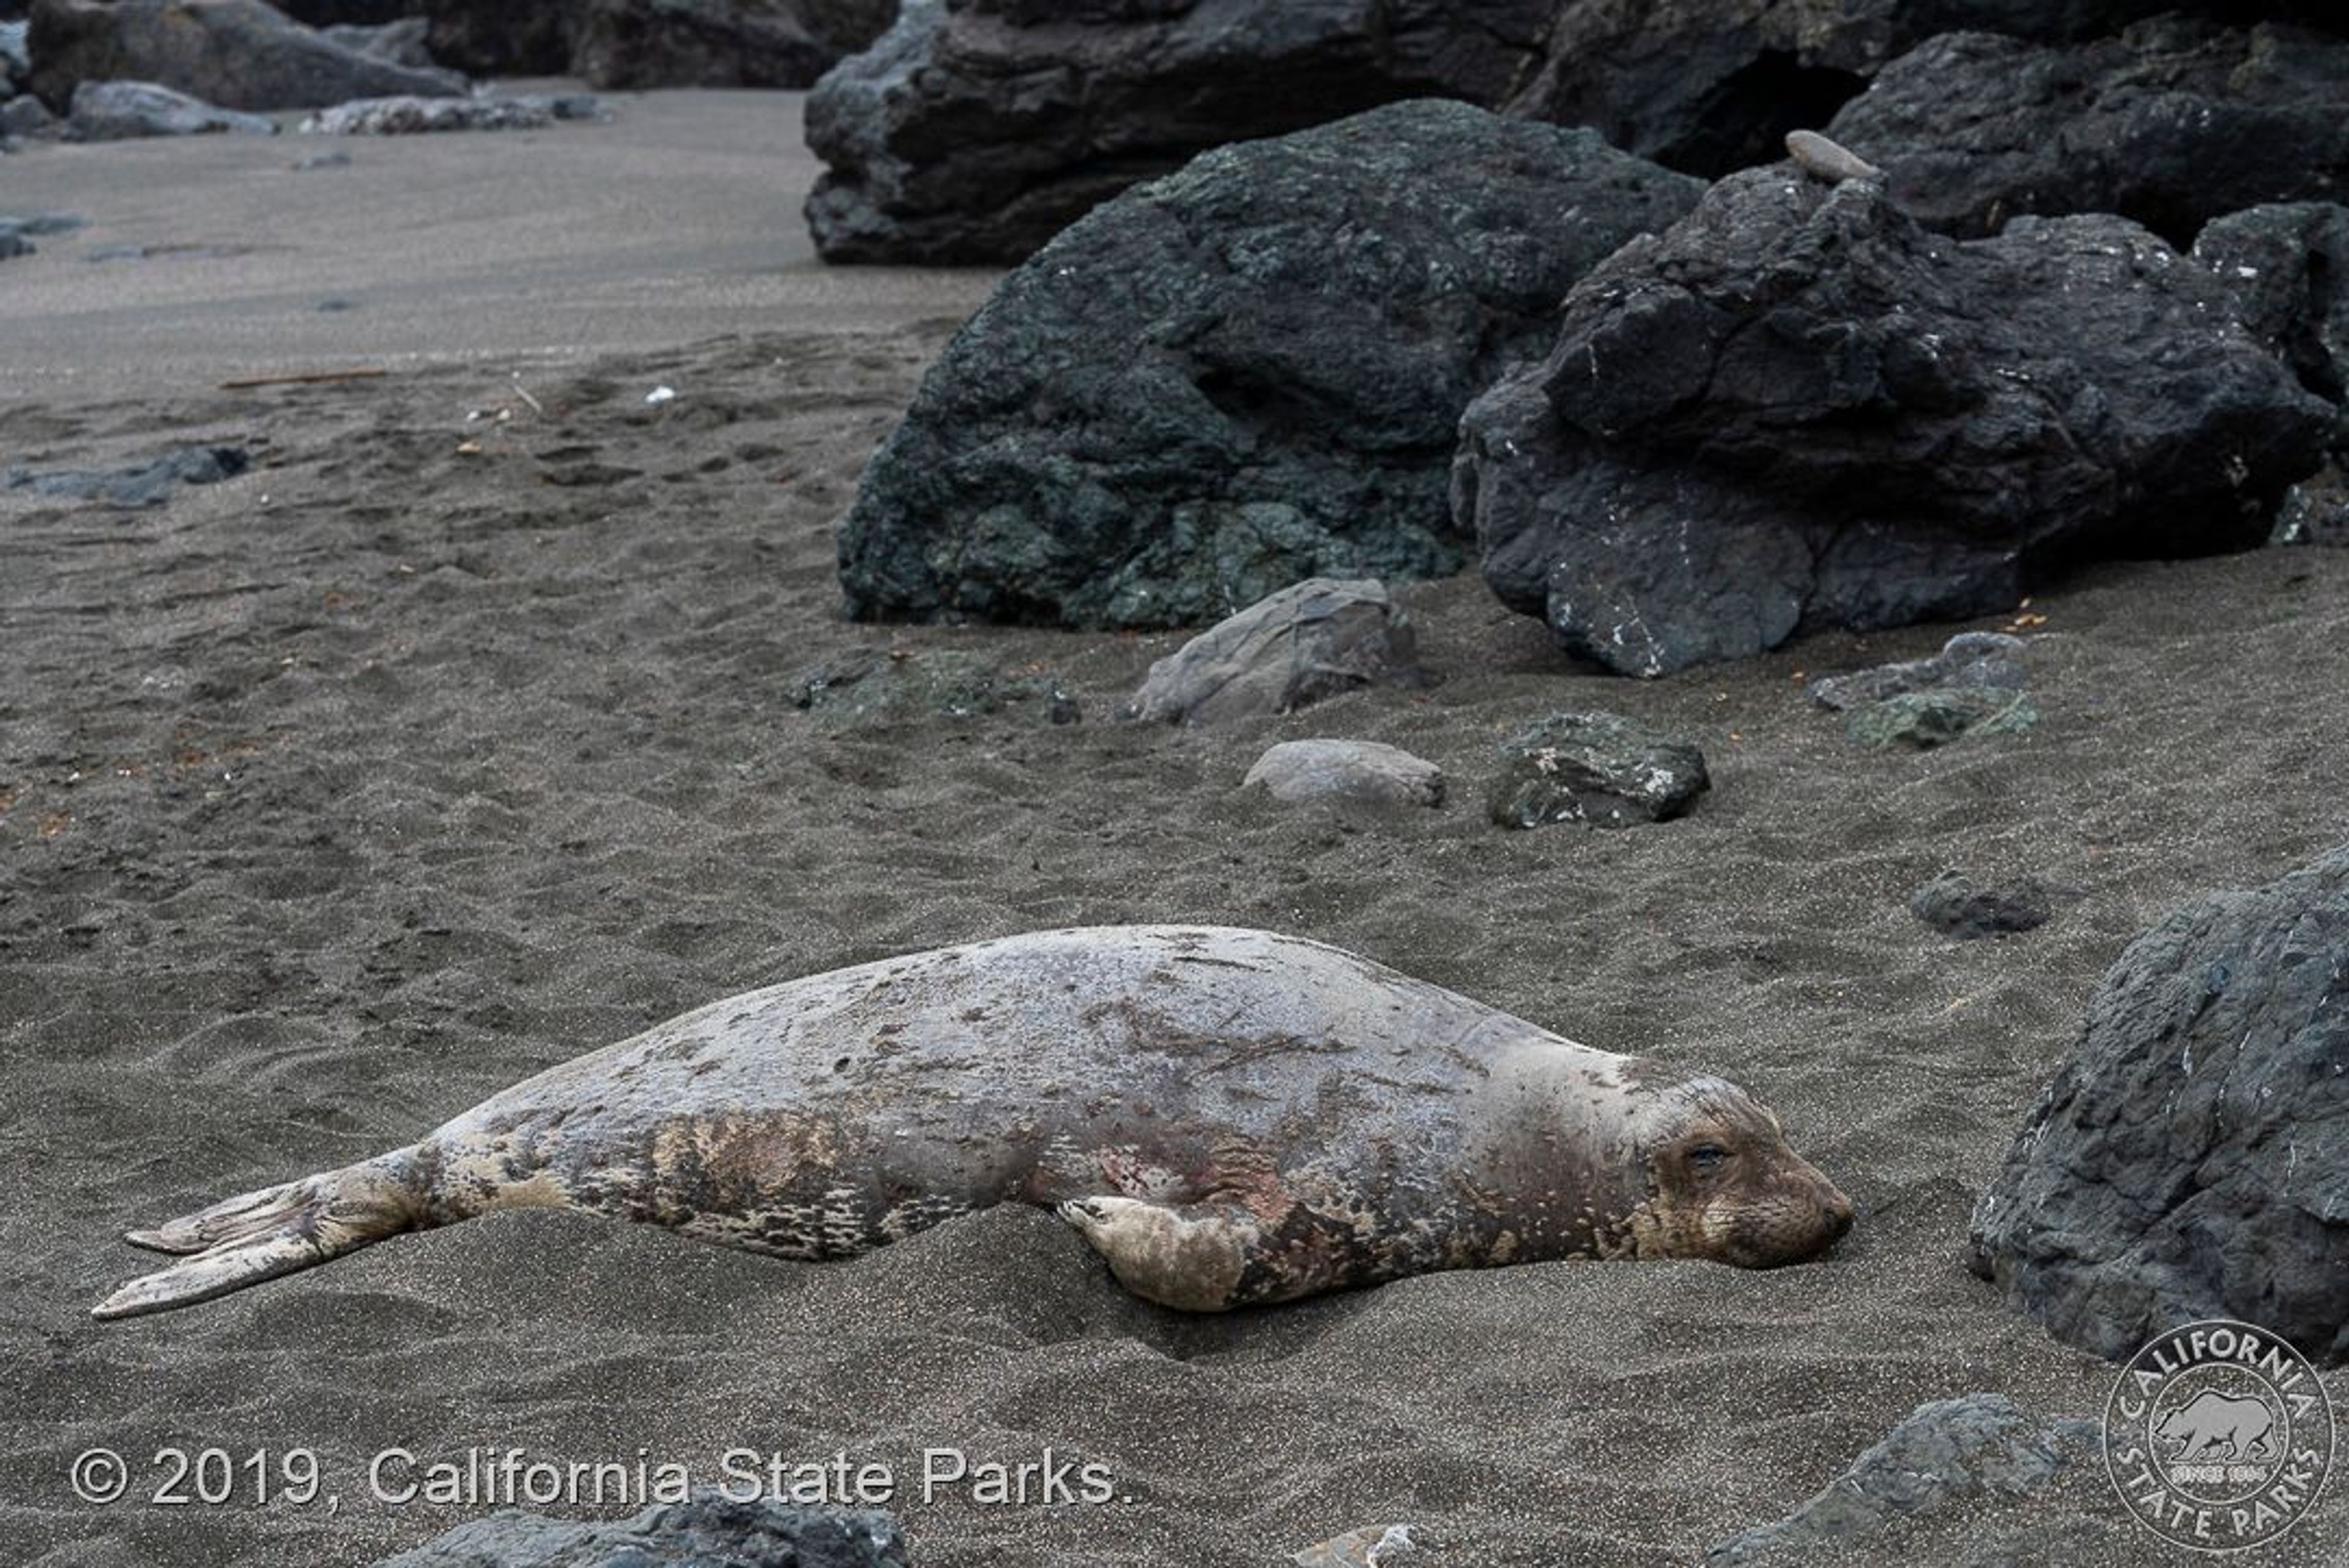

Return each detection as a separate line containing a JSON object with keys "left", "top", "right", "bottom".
{"left": 95, "top": 1153, "right": 421, "bottom": 1320}
{"left": 1057, "top": 1195, "right": 1341, "bottom": 1312}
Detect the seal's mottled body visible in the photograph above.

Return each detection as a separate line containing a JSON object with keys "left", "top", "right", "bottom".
{"left": 96, "top": 926, "right": 1852, "bottom": 1318}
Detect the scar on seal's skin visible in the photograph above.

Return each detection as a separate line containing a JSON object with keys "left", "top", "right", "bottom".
{"left": 93, "top": 926, "right": 1854, "bottom": 1320}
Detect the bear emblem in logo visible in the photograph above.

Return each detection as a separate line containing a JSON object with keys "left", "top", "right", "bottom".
{"left": 2106, "top": 1318, "right": 2336, "bottom": 1550}
{"left": 2157, "top": 1391, "right": 2277, "bottom": 1465}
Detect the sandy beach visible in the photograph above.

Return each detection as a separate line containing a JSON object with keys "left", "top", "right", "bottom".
{"left": 4, "top": 87, "right": 2347, "bottom": 1568}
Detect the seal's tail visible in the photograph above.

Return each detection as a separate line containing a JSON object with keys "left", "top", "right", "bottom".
{"left": 93, "top": 1150, "right": 424, "bottom": 1320}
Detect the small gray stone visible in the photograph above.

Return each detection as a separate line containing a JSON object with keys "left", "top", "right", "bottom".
{"left": 1806, "top": 632, "right": 2030, "bottom": 711}
{"left": 790, "top": 646, "right": 1077, "bottom": 727}
{"left": 1844, "top": 689, "right": 2037, "bottom": 749}
{"left": 1487, "top": 712, "right": 1708, "bottom": 830}
{"left": 1704, "top": 1394, "right": 2104, "bottom": 1564}
{"left": 1116, "top": 579, "right": 1425, "bottom": 728}
{"left": 1243, "top": 740, "right": 1444, "bottom": 809}
{"left": 1910, "top": 870, "right": 2058, "bottom": 940}
{"left": 67, "top": 80, "right": 277, "bottom": 139}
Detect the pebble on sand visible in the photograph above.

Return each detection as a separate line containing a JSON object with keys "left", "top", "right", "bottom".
{"left": 1243, "top": 739, "right": 1444, "bottom": 808}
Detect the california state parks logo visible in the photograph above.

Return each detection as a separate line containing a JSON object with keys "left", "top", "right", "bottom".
{"left": 2106, "top": 1318, "right": 2337, "bottom": 1550}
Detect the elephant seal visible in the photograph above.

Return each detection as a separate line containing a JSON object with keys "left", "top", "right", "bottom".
{"left": 94, "top": 926, "right": 1852, "bottom": 1319}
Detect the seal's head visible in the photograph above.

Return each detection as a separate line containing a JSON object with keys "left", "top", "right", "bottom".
{"left": 1629, "top": 1075, "right": 1852, "bottom": 1268}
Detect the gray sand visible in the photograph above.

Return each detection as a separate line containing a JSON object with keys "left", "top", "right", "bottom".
{"left": 4, "top": 87, "right": 2346, "bottom": 1568}
{"left": 0, "top": 87, "right": 995, "bottom": 397}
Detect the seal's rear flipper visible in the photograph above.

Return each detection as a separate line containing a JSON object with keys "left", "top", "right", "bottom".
{"left": 95, "top": 1152, "right": 422, "bottom": 1320}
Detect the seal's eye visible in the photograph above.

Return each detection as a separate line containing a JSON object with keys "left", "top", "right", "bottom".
{"left": 1687, "top": 1144, "right": 1730, "bottom": 1175}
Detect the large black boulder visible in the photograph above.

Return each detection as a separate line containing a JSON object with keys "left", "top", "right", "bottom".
{"left": 2197, "top": 203, "right": 2349, "bottom": 544}
{"left": 2197, "top": 202, "right": 2349, "bottom": 409}
{"left": 1822, "top": 19, "right": 2349, "bottom": 246}
{"left": 1968, "top": 845, "right": 2349, "bottom": 1365}
{"left": 837, "top": 99, "right": 1702, "bottom": 631}
{"left": 572, "top": 0, "right": 896, "bottom": 89}
{"left": 415, "top": 0, "right": 575, "bottom": 75}
{"left": 1454, "top": 168, "right": 2332, "bottom": 676}
{"left": 1505, "top": 2, "right": 2346, "bottom": 183}
{"left": 265, "top": 0, "right": 415, "bottom": 22}
{"left": 27, "top": 0, "right": 462, "bottom": 112}
{"left": 803, "top": 0, "right": 1552, "bottom": 265}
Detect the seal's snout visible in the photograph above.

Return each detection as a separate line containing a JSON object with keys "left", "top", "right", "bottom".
{"left": 1716, "top": 1169, "right": 1854, "bottom": 1269}
{"left": 1749, "top": 1158, "right": 1855, "bottom": 1267}
{"left": 1822, "top": 1182, "right": 1855, "bottom": 1246}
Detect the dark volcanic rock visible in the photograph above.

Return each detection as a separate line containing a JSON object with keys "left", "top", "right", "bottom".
{"left": 1499, "top": 0, "right": 2314, "bottom": 182}
{"left": 573, "top": 0, "right": 820, "bottom": 89}
{"left": 1842, "top": 688, "right": 2036, "bottom": 749}
{"left": 1703, "top": 1394, "right": 2104, "bottom": 1563}
{"left": 1505, "top": 0, "right": 1872, "bottom": 179}
{"left": 1968, "top": 844, "right": 2349, "bottom": 1365}
{"left": 1455, "top": 170, "right": 2333, "bottom": 676}
{"left": 839, "top": 100, "right": 1702, "bottom": 631}
{"left": 1824, "top": 20, "right": 2349, "bottom": 247}
{"left": 416, "top": 0, "right": 574, "bottom": 75}
{"left": 574, "top": 0, "right": 893, "bottom": 89}
{"left": 28, "top": 0, "right": 463, "bottom": 113}
{"left": 268, "top": 0, "right": 418, "bottom": 23}
{"left": 6, "top": 443, "right": 248, "bottom": 503}
{"left": 1805, "top": 632, "right": 2028, "bottom": 711}
{"left": 2197, "top": 202, "right": 2349, "bottom": 410}
{"left": 1486, "top": 711, "right": 1707, "bottom": 829}
{"left": 2273, "top": 462, "right": 2349, "bottom": 547}
{"left": 1910, "top": 870, "right": 2058, "bottom": 939}
{"left": 2223, "top": 206, "right": 2349, "bottom": 547}
{"left": 319, "top": 16, "right": 435, "bottom": 67}
{"left": 1116, "top": 579, "right": 1423, "bottom": 727}
{"left": 64, "top": 77, "right": 276, "bottom": 137}
{"left": 371, "top": 1495, "right": 908, "bottom": 1568}
{"left": 803, "top": 0, "right": 1554, "bottom": 265}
